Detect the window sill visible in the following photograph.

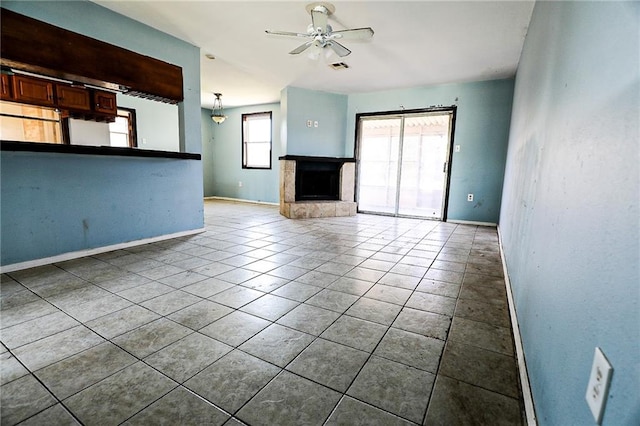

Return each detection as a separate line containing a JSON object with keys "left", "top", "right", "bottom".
{"left": 0, "top": 141, "right": 200, "bottom": 160}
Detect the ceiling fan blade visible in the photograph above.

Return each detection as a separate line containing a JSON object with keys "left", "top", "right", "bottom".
{"left": 331, "top": 27, "right": 374, "bottom": 40}
{"left": 328, "top": 41, "right": 351, "bottom": 57}
{"left": 265, "top": 30, "right": 309, "bottom": 38}
{"left": 289, "top": 41, "right": 314, "bottom": 55}
{"left": 310, "top": 6, "right": 329, "bottom": 33}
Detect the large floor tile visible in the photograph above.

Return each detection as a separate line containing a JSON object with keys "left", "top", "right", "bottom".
{"left": 415, "top": 279, "right": 461, "bottom": 298}
{"left": 286, "top": 338, "right": 369, "bottom": 392}
{"left": 374, "top": 328, "right": 444, "bottom": 373}
{"left": 295, "top": 270, "right": 341, "bottom": 288}
{"left": 405, "top": 292, "right": 456, "bottom": 317}
{"left": 328, "top": 276, "right": 375, "bottom": 296}
{"left": 84, "top": 305, "right": 160, "bottom": 339}
{"left": 185, "top": 350, "right": 280, "bottom": 413}
{"left": 239, "top": 294, "right": 299, "bottom": 321}
{"left": 168, "top": 300, "right": 234, "bottom": 330}
{"left": 305, "top": 289, "right": 359, "bottom": 313}
{"left": 449, "top": 316, "right": 514, "bottom": 355}
{"left": 239, "top": 323, "right": 315, "bottom": 367}
{"left": 325, "top": 396, "right": 415, "bottom": 426}
{"left": 239, "top": 274, "right": 289, "bottom": 293}
{"left": 35, "top": 342, "right": 136, "bottom": 399}
{"left": 377, "top": 272, "right": 421, "bottom": 290}
{"left": 424, "top": 375, "right": 523, "bottom": 425}
{"left": 276, "top": 303, "right": 340, "bottom": 335}
{"left": 209, "top": 285, "right": 264, "bottom": 308}
{"left": 272, "top": 281, "right": 323, "bottom": 302}
{"left": 438, "top": 341, "right": 519, "bottom": 398}
{"left": 454, "top": 298, "right": 510, "bottom": 328}
{"left": 181, "top": 277, "right": 234, "bottom": 298}
{"left": 140, "top": 290, "right": 202, "bottom": 316}
{"left": 0, "top": 374, "right": 57, "bottom": 425}
{"left": 392, "top": 307, "right": 451, "bottom": 341}
{"left": 64, "top": 294, "right": 133, "bottom": 323}
{"left": 64, "top": 362, "right": 176, "bottom": 426}
{"left": 321, "top": 315, "right": 387, "bottom": 352}
{"left": 144, "top": 333, "right": 232, "bottom": 383}
{"left": 18, "top": 403, "right": 81, "bottom": 426}
{"left": 111, "top": 318, "right": 192, "bottom": 358}
{"left": 124, "top": 386, "right": 229, "bottom": 425}
{"left": 116, "top": 282, "right": 174, "bottom": 304}
{"left": 364, "top": 285, "right": 412, "bottom": 306}
{"left": 1, "top": 299, "right": 60, "bottom": 330}
{"left": 13, "top": 325, "right": 104, "bottom": 371}
{"left": 0, "top": 351, "right": 29, "bottom": 384}
{"left": 347, "top": 356, "right": 435, "bottom": 424}
{"left": 0, "top": 311, "right": 79, "bottom": 349}
{"left": 237, "top": 370, "right": 341, "bottom": 426}
{"left": 345, "top": 297, "right": 402, "bottom": 326}
{"left": 199, "top": 310, "right": 269, "bottom": 346}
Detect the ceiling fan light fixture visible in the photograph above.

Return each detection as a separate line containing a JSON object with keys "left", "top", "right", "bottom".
{"left": 211, "top": 92, "right": 227, "bottom": 124}
{"left": 266, "top": 2, "right": 373, "bottom": 59}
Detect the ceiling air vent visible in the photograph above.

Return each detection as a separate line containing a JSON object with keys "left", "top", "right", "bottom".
{"left": 330, "top": 62, "right": 349, "bottom": 70}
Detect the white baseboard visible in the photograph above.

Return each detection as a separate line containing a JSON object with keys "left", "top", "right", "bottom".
{"left": 0, "top": 227, "right": 205, "bottom": 274}
{"left": 497, "top": 226, "right": 537, "bottom": 425}
{"left": 447, "top": 219, "right": 498, "bottom": 227}
{"left": 204, "top": 196, "right": 279, "bottom": 206}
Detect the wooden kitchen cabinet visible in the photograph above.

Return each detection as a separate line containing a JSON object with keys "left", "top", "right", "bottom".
{"left": 56, "top": 85, "right": 91, "bottom": 111}
{"left": 1, "top": 73, "right": 117, "bottom": 120}
{"left": 1, "top": 73, "right": 13, "bottom": 99}
{"left": 12, "top": 75, "right": 55, "bottom": 106}
{"left": 93, "top": 91, "right": 117, "bottom": 115}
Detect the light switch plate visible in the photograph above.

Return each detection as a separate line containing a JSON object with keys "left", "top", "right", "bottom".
{"left": 585, "top": 347, "right": 613, "bottom": 424}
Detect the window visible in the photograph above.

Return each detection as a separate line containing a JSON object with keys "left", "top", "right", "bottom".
{"left": 108, "top": 108, "right": 137, "bottom": 147}
{"left": 0, "top": 101, "right": 64, "bottom": 144}
{"left": 242, "top": 112, "right": 272, "bottom": 169}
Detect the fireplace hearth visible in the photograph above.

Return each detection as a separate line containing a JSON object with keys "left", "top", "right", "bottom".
{"left": 279, "top": 155, "right": 357, "bottom": 219}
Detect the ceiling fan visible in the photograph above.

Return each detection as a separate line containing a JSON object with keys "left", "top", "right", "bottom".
{"left": 265, "top": 2, "right": 374, "bottom": 58}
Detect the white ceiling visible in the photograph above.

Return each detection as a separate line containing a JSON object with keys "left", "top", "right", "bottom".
{"left": 94, "top": 1, "right": 535, "bottom": 109}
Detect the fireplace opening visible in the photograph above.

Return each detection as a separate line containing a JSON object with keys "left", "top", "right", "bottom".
{"left": 296, "top": 161, "right": 341, "bottom": 201}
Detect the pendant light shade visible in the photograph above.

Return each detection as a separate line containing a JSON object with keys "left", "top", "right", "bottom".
{"left": 211, "top": 93, "right": 227, "bottom": 124}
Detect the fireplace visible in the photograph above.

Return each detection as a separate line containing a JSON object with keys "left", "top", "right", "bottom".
{"left": 296, "top": 161, "right": 341, "bottom": 201}
{"left": 279, "top": 155, "right": 357, "bottom": 219}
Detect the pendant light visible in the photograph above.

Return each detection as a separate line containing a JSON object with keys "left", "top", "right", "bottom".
{"left": 211, "top": 93, "right": 227, "bottom": 124}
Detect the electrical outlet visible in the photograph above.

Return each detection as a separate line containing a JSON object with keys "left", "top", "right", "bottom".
{"left": 586, "top": 347, "right": 613, "bottom": 424}
{"left": 455, "top": 145, "right": 461, "bottom": 152}
{"left": 238, "top": 181, "right": 243, "bottom": 188}
{"left": 314, "top": 121, "right": 319, "bottom": 128}
{"left": 306, "top": 120, "right": 312, "bottom": 128}
{"left": 467, "top": 194, "right": 474, "bottom": 202}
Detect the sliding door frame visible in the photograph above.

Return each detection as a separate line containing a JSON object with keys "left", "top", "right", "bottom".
{"left": 354, "top": 106, "right": 457, "bottom": 221}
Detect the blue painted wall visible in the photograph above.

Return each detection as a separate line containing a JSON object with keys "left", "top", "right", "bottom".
{"left": 282, "top": 86, "right": 348, "bottom": 157}
{"left": 499, "top": 2, "right": 639, "bottom": 425}
{"left": 347, "top": 79, "right": 514, "bottom": 223}
{"left": 203, "top": 103, "right": 282, "bottom": 203}
{"left": 1, "top": 1, "right": 203, "bottom": 266}
{"left": 1, "top": 153, "right": 203, "bottom": 265}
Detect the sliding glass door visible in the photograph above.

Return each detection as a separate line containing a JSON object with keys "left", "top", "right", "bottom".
{"left": 356, "top": 110, "right": 454, "bottom": 220}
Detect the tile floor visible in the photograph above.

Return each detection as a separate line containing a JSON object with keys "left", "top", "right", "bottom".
{"left": 1, "top": 200, "right": 525, "bottom": 425}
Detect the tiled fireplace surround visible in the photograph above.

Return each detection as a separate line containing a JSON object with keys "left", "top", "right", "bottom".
{"left": 279, "top": 156, "right": 357, "bottom": 219}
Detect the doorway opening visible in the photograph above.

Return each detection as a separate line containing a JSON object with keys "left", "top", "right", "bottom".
{"left": 355, "top": 107, "right": 456, "bottom": 220}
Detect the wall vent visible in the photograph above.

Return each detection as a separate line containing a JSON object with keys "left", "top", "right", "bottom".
{"left": 329, "top": 62, "right": 349, "bottom": 70}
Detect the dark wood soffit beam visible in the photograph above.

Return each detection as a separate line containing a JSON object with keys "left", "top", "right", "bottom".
{"left": 0, "top": 8, "right": 183, "bottom": 104}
